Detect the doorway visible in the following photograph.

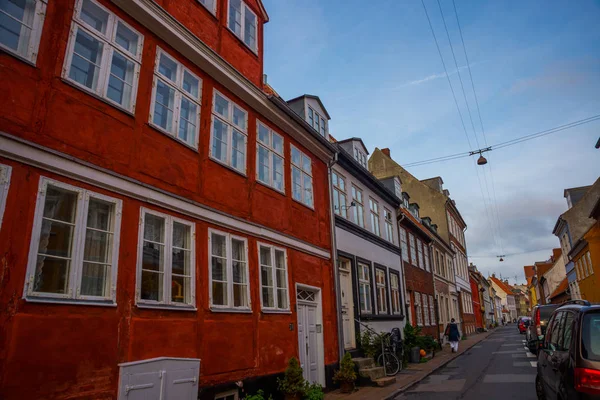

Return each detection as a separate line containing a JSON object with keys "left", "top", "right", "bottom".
{"left": 296, "top": 284, "right": 325, "bottom": 386}
{"left": 338, "top": 257, "right": 356, "bottom": 349}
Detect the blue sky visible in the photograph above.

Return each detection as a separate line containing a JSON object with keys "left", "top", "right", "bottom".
{"left": 262, "top": 0, "right": 600, "bottom": 284}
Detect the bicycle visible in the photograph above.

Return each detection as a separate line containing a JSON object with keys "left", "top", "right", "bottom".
{"left": 377, "top": 332, "right": 403, "bottom": 376}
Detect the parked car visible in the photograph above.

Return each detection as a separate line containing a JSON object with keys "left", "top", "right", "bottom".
{"left": 518, "top": 316, "right": 531, "bottom": 334}
{"left": 536, "top": 300, "right": 600, "bottom": 400}
{"left": 528, "top": 304, "right": 561, "bottom": 354}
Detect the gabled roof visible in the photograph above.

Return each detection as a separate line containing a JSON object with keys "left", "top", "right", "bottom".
{"left": 524, "top": 265, "right": 535, "bottom": 279}
{"left": 548, "top": 277, "right": 569, "bottom": 300}
{"left": 489, "top": 276, "right": 515, "bottom": 296}
{"left": 286, "top": 94, "right": 331, "bottom": 119}
{"left": 337, "top": 137, "right": 369, "bottom": 154}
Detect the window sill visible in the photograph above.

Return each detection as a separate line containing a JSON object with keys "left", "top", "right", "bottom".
{"left": 195, "top": 0, "right": 218, "bottom": 19}
{"left": 256, "top": 179, "right": 286, "bottom": 197}
{"left": 209, "top": 155, "right": 248, "bottom": 178}
{"left": 210, "top": 307, "right": 253, "bottom": 314}
{"left": 25, "top": 296, "right": 117, "bottom": 307}
{"left": 292, "top": 197, "right": 315, "bottom": 212}
{"left": 61, "top": 77, "right": 136, "bottom": 118}
{"left": 0, "top": 46, "right": 37, "bottom": 68}
{"left": 137, "top": 303, "right": 197, "bottom": 312}
{"left": 262, "top": 309, "right": 292, "bottom": 315}
{"left": 226, "top": 27, "right": 259, "bottom": 57}
{"left": 147, "top": 122, "right": 199, "bottom": 152}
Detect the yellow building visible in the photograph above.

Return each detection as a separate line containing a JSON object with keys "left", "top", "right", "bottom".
{"left": 570, "top": 196, "right": 600, "bottom": 303}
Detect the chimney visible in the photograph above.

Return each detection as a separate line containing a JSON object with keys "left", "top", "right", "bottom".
{"left": 382, "top": 148, "right": 390, "bottom": 157}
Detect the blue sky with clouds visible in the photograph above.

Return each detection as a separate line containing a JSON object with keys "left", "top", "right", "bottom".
{"left": 262, "top": 0, "right": 600, "bottom": 284}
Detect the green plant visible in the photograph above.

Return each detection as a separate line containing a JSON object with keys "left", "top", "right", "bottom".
{"left": 278, "top": 357, "right": 308, "bottom": 397}
{"left": 416, "top": 335, "right": 437, "bottom": 351}
{"left": 358, "top": 330, "right": 377, "bottom": 359}
{"left": 333, "top": 352, "right": 357, "bottom": 384}
{"left": 243, "top": 390, "right": 273, "bottom": 400}
{"left": 402, "top": 323, "right": 422, "bottom": 364}
{"left": 461, "top": 334, "right": 467, "bottom": 341}
{"left": 304, "top": 383, "right": 324, "bottom": 400}
{"left": 419, "top": 357, "right": 428, "bottom": 363}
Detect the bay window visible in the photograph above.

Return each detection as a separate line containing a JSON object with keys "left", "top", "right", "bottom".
{"left": 25, "top": 178, "right": 122, "bottom": 304}
{"left": 228, "top": 0, "right": 257, "bottom": 52}
{"left": 332, "top": 170, "right": 347, "bottom": 218}
{"left": 358, "top": 262, "right": 372, "bottom": 314}
{"left": 375, "top": 268, "right": 387, "bottom": 314}
{"left": 150, "top": 48, "right": 202, "bottom": 148}
{"left": 258, "top": 244, "right": 289, "bottom": 311}
{"left": 0, "top": 0, "right": 46, "bottom": 63}
{"left": 211, "top": 90, "right": 248, "bottom": 173}
{"left": 256, "top": 121, "right": 284, "bottom": 192}
{"left": 63, "top": 0, "right": 143, "bottom": 112}
{"left": 291, "top": 145, "right": 313, "bottom": 207}
{"left": 137, "top": 208, "right": 195, "bottom": 308}
{"left": 210, "top": 230, "right": 250, "bottom": 310}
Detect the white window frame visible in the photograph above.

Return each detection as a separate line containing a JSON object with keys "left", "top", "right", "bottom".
{"left": 375, "top": 268, "right": 387, "bottom": 314}
{"left": 587, "top": 252, "right": 594, "bottom": 275}
{"left": 0, "top": 0, "right": 47, "bottom": 64}
{"left": 0, "top": 164, "right": 12, "bottom": 229}
{"left": 384, "top": 208, "right": 394, "bottom": 243}
{"left": 393, "top": 178, "right": 401, "bottom": 198}
{"left": 291, "top": 145, "right": 314, "bottom": 208}
{"left": 332, "top": 170, "right": 347, "bottom": 218}
{"left": 423, "top": 294, "right": 430, "bottom": 325}
{"left": 227, "top": 0, "right": 258, "bottom": 53}
{"left": 352, "top": 185, "right": 365, "bottom": 228}
{"left": 429, "top": 294, "right": 435, "bottom": 325}
{"left": 415, "top": 292, "right": 423, "bottom": 326}
{"left": 390, "top": 271, "right": 401, "bottom": 315}
{"left": 257, "top": 243, "right": 290, "bottom": 312}
{"left": 256, "top": 121, "right": 285, "bottom": 193}
{"left": 424, "top": 244, "right": 430, "bottom": 272}
{"left": 149, "top": 47, "right": 202, "bottom": 149}
{"left": 136, "top": 207, "right": 196, "bottom": 310}
{"left": 24, "top": 177, "right": 122, "bottom": 305}
{"left": 209, "top": 229, "right": 251, "bottom": 311}
{"left": 62, "top": 0, "right": 144, "bottom": 113}
{"left": 210, "top": 90, "right": 248, "bottom": 174}
{"left": 409, "top": 233, "right": 417, "bottom": 266}
{"left": 358, "top": 262, "right": 372, "bottom": 314}
{"left": 369, "top": 198, "right": 380, "bottom": 237}
{"left": 400, "top": 227, "right": 409, "bottom": 263}
{"left": 197, "top": 0, "right": 217, "bottom": 15}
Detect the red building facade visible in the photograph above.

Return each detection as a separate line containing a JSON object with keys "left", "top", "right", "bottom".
{"left": 0, "top": 1, "right": 338, "bottom": 399}
{"left": 469, "top": 274, "right": 484, "bottom": 330}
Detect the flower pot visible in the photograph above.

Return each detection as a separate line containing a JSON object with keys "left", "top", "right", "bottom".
{"left": 340, "top": 381, "right": 355, "bottom": 393}
{"left": 284, "top": 394, "right": 302, "bottom": 400}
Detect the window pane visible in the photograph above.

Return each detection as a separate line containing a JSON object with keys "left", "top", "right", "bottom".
{"left": 272, "top": 133, "right": 283, "bottom": 154}
{"left": 303, "top": 175, "right": 313, "bottom": 207}
{"left": 243, "top": 6, "right": 256, "bottom": 49}
{"left": 260, "top": 247, "right": 271, "bottom": 266}
{"left": 214, "top": 94, "right": 229, "bottom": 119}
{"left": 231, "top": 130, "right": 245, "bottom": 171}
{"left": 0, "top": 0, "right": 34, "bottom": 55}
{"left": 212, "top": 281, "right": 227, "bottom": 305}
{"left": 211, "top": 234, "right": 226, "bottom": 256}
{"left": 233, "top": 261, "right": 246, "bottom": 284}
{"left": 182, "top": 70, "right": 200, "bottom": 98}
{"left": 231, "top": 238, "right": 245, "bottom": 261}
{"left": 141, "top": 269, "right": 163, "bottom": 301}
{"left": 80, "top": 0, "right": 109, "bottom": 35}
{"left": 33, "top": 256, "right": 70, "bottom": 294}
{"left": 115, "top": 21, "right": 139, "bottom": 57}
{"left": 80, "top": 262, "right": 109, "bottom": 297}
{"left": 172, "top": 247, "right": 190, "bottom": 277}
{"left": 144, "top": 214, "right": 165, "bottom": 243}
{"left": 158, "top": 52, "right": 177, "bottom": 82}
{"left": 262, "top": 286, "right": 274, "bottom": 308}
{"left": 302, "top": 155, "right": 311, "bottom": 174}
{"left": 179, "top": 97, "right": 197, "bottom": 145}
{"left": 38, "top": 219, "right": 74, "bottom": 258}
{"left": 212, "top": 119, "right": 228, "bottom": 162}
{"left": 69, "top": 29, "right": 103, "bottom": 90}
{"left": 107, "top": 51, "right": 134, "bottom": 108}
{"left": 43, "top": 186, "right": 77, "bottom": 223}
{"left": 257, "top": 123, "right": 269, "bottom": 144}
{"left": 211, "top": 256, "right": 226, "bottom": 281}
{"left": 257, "top": 145, "right": 269, "bottom": 183}
{"left": 87, "top": 198, "right": 112, "bottom": 230}
{"left": 277, "top": 289, "right": 288, "bottom": 309}
{"left": 261, "top": 265, "right": 273, "bottom": 286}
{"left": 276, "top": 268, "right": 286, "bottom": 289}
{"left": 153, "top": 80, "right": 175, "bottom": 131}
{"left": 142, "top": 241, "right": 164, "bottom": 272}
{"left": 228, "top": 0, "right": 242, "bottom": 35}
{"left": 234, "top": 283, "right": 248, "bottom": 307}
{"left": 171, "top": 274, "right": 190, "bottom": 304}
{"left": 273, "top": 155, "right": 284, "bottom": 191}
{"left": 291, "top": 147, "right": 301, "bottom": 166}
{"left": 232, "top": 106, "right": 246, "bottom": 131}
{"left": 83, "top": 229, "right": 110, "bottom": 263}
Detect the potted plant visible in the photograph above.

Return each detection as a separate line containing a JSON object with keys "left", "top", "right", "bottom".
{"left": 333, "top": 353, "right": 357, "bottom": 393}
{"left": 277, "top": 357, "right": 307, "bottom": 400}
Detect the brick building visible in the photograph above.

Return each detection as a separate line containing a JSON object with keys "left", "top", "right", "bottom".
{"left": 0, "top": 1, "right": 340, "bottom": 399}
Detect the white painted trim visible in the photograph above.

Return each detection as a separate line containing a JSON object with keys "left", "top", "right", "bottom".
{"left": 215, "top": 389, "right": 239, "bottom": 400}
{"left": 0, "top": 164, "right": 12, "bottom": 230}
{"left": 257, "top": 242, "right": 290, "bottom": 312}
{"left": 196, "top": 0, "right": 217, "bottom": 16}
{"left": 295, "top": 283, "right": 325, "bottom": 387}
{"left": 210, "top": 90, "right": 249, "bottom": 174}
{"left": 0, "top": 0, "right": 47, "bottom": 64}
{"left": 226, "top": 0, "right": 258, "bottom": 54}
{"left": 0, "top": 133, "right": 331, "bottom": 259}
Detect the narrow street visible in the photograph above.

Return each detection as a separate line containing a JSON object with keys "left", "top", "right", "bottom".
{"left": 396, "top": 325, "right": 537, "bottom": 400}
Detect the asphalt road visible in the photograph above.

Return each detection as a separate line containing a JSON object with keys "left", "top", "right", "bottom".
{"left": 396, "top": 325, "right": 538, "bottom": 400}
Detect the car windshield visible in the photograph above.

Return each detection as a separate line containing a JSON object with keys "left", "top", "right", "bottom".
{"left": 582, "top": 312, "right": 600, "bottom": 361}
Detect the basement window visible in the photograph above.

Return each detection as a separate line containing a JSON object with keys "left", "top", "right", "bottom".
{"left": 63, "top": 0, "right": 143, "bottom": 112}
{"left": 25, "top": 178, "right": 122, "bottom": 304}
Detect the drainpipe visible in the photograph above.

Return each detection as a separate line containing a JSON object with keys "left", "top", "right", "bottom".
{"left": 327, "top": 152, "right": 344, "bottom": 362}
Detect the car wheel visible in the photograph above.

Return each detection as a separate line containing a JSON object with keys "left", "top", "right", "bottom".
{"left": 535, "top": 375, "right": 546, "bottom": 400}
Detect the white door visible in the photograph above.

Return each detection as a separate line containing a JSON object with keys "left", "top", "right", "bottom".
{"left": 297, "top": 291, "right": 319, "bottom": 384}
{"left": 339, "top": 269, "right": 356, "bottom": 349}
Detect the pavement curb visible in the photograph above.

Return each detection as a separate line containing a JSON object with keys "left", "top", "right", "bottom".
{"left": 383, "top": 330, "right": 496, "bottom": 400}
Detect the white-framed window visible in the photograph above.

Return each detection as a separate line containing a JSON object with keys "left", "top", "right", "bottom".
{"left": 429, "top": 294, "right": 435, "bottom": 325}
{"left": 353, "top": 148, "right": 367, "bottom": 168}
{"left": 319, "top": 116, "right": 326, "bottom": 137}
{"left": 308, "top": 107, "right": 314, "bottom": 127}
{"left": 63, "top": 0, "right": 143, "bottom": 112}
{"left": 390, "top": 272, "right": 401, "bottom": 315}
{"left": 352, "top": 185, "right": 365, "bottom": 228}
{"left": 414, "top": 292, "right": 423, "bottom": 326}
{"left": 197, "top": 0, "right": 216, "bottom": 15}
{"left": 211, "top": 90, "right": 248, "bottom": 173}
{"left": 587, "top": 252, "right": 594, "bottom": 274}
{"left": 0, "top": 164, "right": 12, "bottom": 229}
{"left": 149, "top": 48, "right": 202, "bottom": 148}
{"left": 256, "top": 121, "right": 284, "bottom": 192}
{"left": 393, "top": 178, "right": 401, "bottom": 198}
{"left": 358, "top": 262, "right": 371, "bottom": 314}
{"left": 25, "top": 178, "right": 122, "bottom": 303}
{"left": 215, "top": 390, "right": 238, "bottom": 400}
{"left": 369, "top": 198, "right": 380, "bottom": 236}
{"left": 375, "top": 267, "right": 387, "bottom": 314}
{"left": 409, "top": 233, "right": 417, "bottom": 266}
{"left": 332, "top": 170, "right": 347, "bottom": 218}
{"left": 228, "top": 0, "right": 257, "bottom": 52}
{"left": 424, "top": 244, "right": 430, "bottom": 272}
{"left": 137, "top": 208, "right": 195, "bottom": 308}
{"left": 209, "top": 230, "right": 250, "bottom": 310}
{"left": 384, "top": 208, "right": 394, "bottom": 243}
{"left": 307, "top": 106, "right": 327, "bottom": 136}
{"left": 417, "top": 239, "right": 424, "bottom": 269}
{"left": 0, "top": 0, "right": 47, "bottom": 63}
{"left": 583, "top": 255, "right": 590, "bottom": 277}
{"left": 400, "top": 227, "right": 409, "bottom": 262}
{"left": 258, "top": 243, "right": 289, "bottom": 311}
{"left": 291, "top": 145, "right": 313, "bottom": 208}
{"left": 423, "top": 294, "right": 430, "bottom": 325}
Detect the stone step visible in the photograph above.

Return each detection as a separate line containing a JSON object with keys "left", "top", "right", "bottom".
{"left": 374, "top": 376, "right": 397, "bottom": 387}
{"left": 359, "top": 366, "right": 385, "bottom": 381}
{"left": 352, "top": 357, "right": 375, "bottom": 369}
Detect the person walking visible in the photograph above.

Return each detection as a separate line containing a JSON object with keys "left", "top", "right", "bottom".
{"left": 445, "top": 318, "right": 461, "bottom": 353}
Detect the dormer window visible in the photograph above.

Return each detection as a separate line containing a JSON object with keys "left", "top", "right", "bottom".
{"left": 228, "top": 0, "right": 257, "bottom": 53}
{"left": 354, "top": 148, "right": 367, "bottom": 168}
{"left": 402, "top": 195, "right": 410, "bottom": 209}
{"left": 307, "top": 106, "right": 327, "bottom": 137}
{"left": 394, "top": 178, "right": 401, "bottom": 198}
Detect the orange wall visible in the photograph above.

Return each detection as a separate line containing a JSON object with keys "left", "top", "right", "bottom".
{"left": 577, "top": 222, "right": 600, "bottom": 303}
{"left": 0, "top": 160, "right": 338, "bottom": 399}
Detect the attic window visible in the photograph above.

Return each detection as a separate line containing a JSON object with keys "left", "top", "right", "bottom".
{"left": 307, "top": 106, "right": 327, "bottom": 136}
{"left": 228, "top": 0, "right": 258, "bottom": 53}
{"left": 353, "top": 148, "right": 367, "bottom": 168}
{"left": 394, "top": 179, "right": 401, "bottom": 198}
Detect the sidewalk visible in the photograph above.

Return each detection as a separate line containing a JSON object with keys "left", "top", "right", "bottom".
{"left": 325, "top": 329, "right": 495, "bottom": 400}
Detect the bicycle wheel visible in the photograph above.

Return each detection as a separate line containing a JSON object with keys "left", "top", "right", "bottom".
{"left": 377, "top": 352, "right": 400, "bottom": 376}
